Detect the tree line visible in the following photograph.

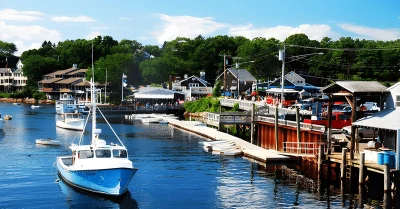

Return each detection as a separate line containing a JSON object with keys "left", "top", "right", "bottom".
{"left": 1, "top": 34, "right": 399, "bottom": 100}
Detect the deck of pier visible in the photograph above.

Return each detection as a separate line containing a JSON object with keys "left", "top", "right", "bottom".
{"left": 155, "top": 115, "right": 292, "bottom": 163}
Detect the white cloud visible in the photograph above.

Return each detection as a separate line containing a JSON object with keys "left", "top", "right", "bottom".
{"left": 52, "top": 15, "right": 96, "bottom": 22}
{"left": 85, "top": 32, "right": 101, "bottom": 40}
{"left": 0, "top": 9, "right": 45, "bottom": 21}
{"left": 228, "top": 24, "right": 334, "bottom": 41}
{"left": 0, "top": 21, "right": 61, "bottom": 56}
{"left": 153, "top": 14, "right": 227, "bottom": 44}
{"left": 338, "top": 24, "right": 400, "bottom": 41}
{"left": 118, "top": 17, "right": 132, "bottom": 21}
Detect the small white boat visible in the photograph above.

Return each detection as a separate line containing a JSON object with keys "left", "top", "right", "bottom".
{"left": 135, "top": 114, "right": 152, "bottom": 119}
{"left": 3, "top": 115, "right": 12, "bottom": 120}
{"left": 159, "top": 120, "right": 169, "bottom": 124}
{"left": 13, "top": 103, "right": 21, "bottom": 105}
{"left": 31, "top": 105, "right": 42, "bottom": 109}
{"left": 199, "top": 140, "right": 233, "bottom": 146}
{"left": 56, "top": 112, "right": 85, "bottom": 131}
{"left": 212, "top": 147, "right": 243, "bottom": 156}
{"left": 141, "top": 117, "right": 163, "bottom": 124}
{"left": 36, "top": 138, "right": 61, "bottom": 146}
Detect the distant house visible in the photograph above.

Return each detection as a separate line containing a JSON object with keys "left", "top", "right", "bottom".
{"left": 216, "top": 68, "right": 257, "bottom": 96}
{"left": 37, "top": 64, "right": 92, "bottom": 99}
{"left": 266, "top": 71, "right": 320, "bottom": 95}
{"left": 172, "top": 72, "right": 212, "bottom": 99}
{"left": 0, "top": 59, "right": 28, "bottom": 92}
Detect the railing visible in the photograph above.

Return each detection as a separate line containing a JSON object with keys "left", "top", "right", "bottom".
{"left": 256, "top": 116, "right": 326, "bottom": 132}
{"left": 282, "top": 142, "right": 321, "bottom": 156}
{"left": 219, "top": 98, "right": 266, "bottom": 111}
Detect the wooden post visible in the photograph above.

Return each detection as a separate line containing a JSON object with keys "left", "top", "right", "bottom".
{"left": 350, "top": 95, "right": 357, "bottom": 160}
{"left": 251, "top": 103, "right": 255, "bottom": 144}
{"left": 384, "top": 164, "right": 391, "bottom": 193}
{"left": 397, "top": 129, "right": 400, "bottom": 170}
{"left": 358, "top": 185, "right": 364, "bottom": 208}
{"left": 275, "top": 107, "right": 279, "bottom": 151}
{"left": 327, "top": 100, "right": 333, "bottom": 154}
{"left": 318, "top": 144, "right": 323, "bottom": 173}
{"left": 341, "top": 148, "right": 347, "bottom": 181}
{"left": 359, "top": 152, "right": 365, "bottom": 185}
{"left": 296, "top": 107, "right": 301, "bottom": 154}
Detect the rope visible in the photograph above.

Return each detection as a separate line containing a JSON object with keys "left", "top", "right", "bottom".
{"left": 97, "top": 106, "right": 125, "bottom": 147}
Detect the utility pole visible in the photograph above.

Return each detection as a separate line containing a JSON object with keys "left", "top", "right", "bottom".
{"left": 105, "top": 68, "right": 107, "bottom": 104}
{"left": 279, "top": 45, "right": 286, "bottom": 107}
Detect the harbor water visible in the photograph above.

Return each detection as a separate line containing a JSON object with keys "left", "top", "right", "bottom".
{"left": 0, "top": 103, "right": 391, "bottom": 208}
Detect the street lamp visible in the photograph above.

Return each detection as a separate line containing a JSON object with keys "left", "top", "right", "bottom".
{"left": 278, "top": 46, "right": 323, "bottom": 107}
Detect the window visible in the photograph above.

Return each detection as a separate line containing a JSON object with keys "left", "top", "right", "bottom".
{"left": 113, "top": 149, "right": 128, "bottom": 158}
{"left": 189, "top": 83, "right": 199, "bottom": 87}
{"left": 78, "top": 150, "right": 94, "bottom": 159}
{"left": 96, "top": 149, "right": 111, "bottom": 158}
{"left": 396, "top": 95, "right": 400, "bottom": 107}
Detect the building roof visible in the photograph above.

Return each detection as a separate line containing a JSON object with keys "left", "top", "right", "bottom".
{"left": 133, "top": 88, "right": 184, "bottom": 99}
{"left": 45, "top": 68, "right": 79, "bottom": 77}
{"left": 66, "top": 69, "right": 87, "bottom": 75}
{"left": 175, "top": 75, "right": 208, "bottom": 86}
{"left": 12, "top": 68, "right": 23, "bottom": 74}
{"left": 216, "top": 68, "right": 257, "bottom": 82}
{"left": 55, "top": 77, "right": 82, "bottom": 84}
{"left": 352, "top": 108, "right": 400, "bottom": 131}
{"left": 0, "top": 68, "right": 12, "bottom": 73}
{"left": 321, "top": 81, "right": 389, "bottom": 93}
{"left": 387, "top": 82, "right": 400, "bottom": 91}
{"left": 39, "top": 78, "right": 62, "bottom": 84}
{"left": 74, "top": 80, "right": 91, "bottom": 86}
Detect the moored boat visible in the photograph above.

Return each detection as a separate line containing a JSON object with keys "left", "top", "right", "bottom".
{"left": 36, "top": 138, "right": 61, "bottom": 146}
{"left": 56, "top": 112, "right": 85, "bottom": 131}
{"left": 3, "top": 115, "right": 12, "bottom": 120}
{"left": 56, "top": 47, "right": 137, "bottom": 196}
{"left": 31, "top": 105, "right": 42, "bottom": 109}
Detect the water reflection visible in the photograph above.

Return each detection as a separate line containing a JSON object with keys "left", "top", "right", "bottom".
{"left": 58, "top": 174, "right": 139, "bottom": 209}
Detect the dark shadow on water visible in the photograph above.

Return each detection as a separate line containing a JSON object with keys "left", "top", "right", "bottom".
{"left": 58, "top": 173, "right": 139, "bottom": 209}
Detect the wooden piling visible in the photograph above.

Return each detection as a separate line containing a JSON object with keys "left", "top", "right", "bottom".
{"left": 359, "top": 152, "right": 365, "bottom": 185}
{"left": 296, "top": 107, "right": 301, "bottom": 154}
{"left": 318, "top": 144, "right": 323, "bottom": 173}
{"left": 250, "top": 103, "right": 255, "bottom": 144}
{"left": 341, "top": 148, "right": 347, "bottom": 181}
{"left": 384, "top": 164, "right": 391, "bottom": 193}
{"left": 275, "top": 107, "right": 278, "bottom": 151}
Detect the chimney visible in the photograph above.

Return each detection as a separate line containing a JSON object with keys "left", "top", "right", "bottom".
{"left": 200, "top": 72, "right": 205, "bottom": 81}
{"left": 184, "top": 74, "right": 188, "bottom": 79}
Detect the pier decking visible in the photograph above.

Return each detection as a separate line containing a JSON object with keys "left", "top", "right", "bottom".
{"left": 154, "top": 115, "right": 292, "bottom": 163}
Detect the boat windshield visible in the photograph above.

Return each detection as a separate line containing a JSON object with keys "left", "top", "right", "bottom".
{"left": 113, "top": 149, "right": 127, "bottom": 158}
{"left": 78, "top": 150, "right": 94, "bottom": 159}
{"left": 95, "top": 149, "right": 112, "bottom": 158}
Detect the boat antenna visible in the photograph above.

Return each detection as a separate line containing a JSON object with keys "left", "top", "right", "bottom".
{"left": 91, "top": 39, "right": 97, "bottom": 144}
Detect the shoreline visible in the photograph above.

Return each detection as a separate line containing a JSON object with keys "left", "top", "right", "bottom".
{"left": 0, "top": 98, "right": 54, "bottom": 104}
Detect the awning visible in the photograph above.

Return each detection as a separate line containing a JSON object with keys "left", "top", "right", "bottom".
{"left": 134, "top": 88, "right": 184, "bottom": 99}
{"left": 352, "top": 109, "right": 400, "bottom": 131}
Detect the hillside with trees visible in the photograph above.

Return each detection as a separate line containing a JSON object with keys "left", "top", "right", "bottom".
{"left": 1, "top": 33, "right": 399, "bottom": 100}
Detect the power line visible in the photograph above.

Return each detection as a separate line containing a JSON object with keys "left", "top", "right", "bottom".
{"left": 285, "top": 44, "right": 400, "bottom": 51}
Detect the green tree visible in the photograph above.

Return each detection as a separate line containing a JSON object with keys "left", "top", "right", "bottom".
{"left": 212, "top": 80, "right": 221, "bottom": 97}
{"left": 22, "top": 55, "right": 58, "bottom": 88}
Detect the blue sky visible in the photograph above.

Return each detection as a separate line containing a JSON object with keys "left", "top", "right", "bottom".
{"left": 1, "top": 0, "right": 399, "bottom": 55}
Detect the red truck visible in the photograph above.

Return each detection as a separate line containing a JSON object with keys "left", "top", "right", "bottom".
{"left": 303, "top": 112, "right": 352, "bottom": 129}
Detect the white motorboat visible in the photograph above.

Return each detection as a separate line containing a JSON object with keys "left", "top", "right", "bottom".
{"left": 56, "top": 46, "right": 137, "bottom": 196}
{"left": 13, "top": 103, "right": 21, "bottom": 105}
{"left": 36, "top": 138, "right": 61, "bottom": 146}
{"left": 31, "top": 105, "right": 42, "bottom": 109}
{"left": 141, "top": 117, "right": 163, "bottom": 124}
{"left": 55, "top": 93, "right": 79, "bottom": 114}
{"left": 56, "top": 112, "right": 85, "bottom": 131}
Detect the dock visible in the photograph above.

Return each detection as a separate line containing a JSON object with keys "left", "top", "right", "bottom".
{"left": 153, "top": 114, "right": 292, "bottom": 163}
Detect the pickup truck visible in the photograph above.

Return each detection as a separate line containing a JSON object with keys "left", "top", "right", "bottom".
{"left": 303, "top": 112, "right": 352, "bottom": 129}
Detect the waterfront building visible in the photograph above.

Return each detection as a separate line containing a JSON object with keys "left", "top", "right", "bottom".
{"left": 0, "top": 59, "right": 28, "bottom": 92}
{"left": 172, "top": 72, "right": 212, "bottom": 100}
{"left": 215, "top": 68, "right": 257, "bottom": 97}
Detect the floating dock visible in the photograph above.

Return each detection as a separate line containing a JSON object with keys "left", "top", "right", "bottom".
{"left": 153, "top": 114, "right": 292, "bottom": 163}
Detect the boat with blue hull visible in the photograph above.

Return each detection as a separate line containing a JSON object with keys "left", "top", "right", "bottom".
{"left": 56, "top": 45, "right": 138, "bottom": 196}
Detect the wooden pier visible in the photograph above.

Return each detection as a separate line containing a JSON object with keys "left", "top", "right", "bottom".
{"left": 154, "top": 114, "right": 293, "bottom": 163}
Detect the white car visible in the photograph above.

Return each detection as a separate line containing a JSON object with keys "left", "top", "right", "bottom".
{"left": 341, "top": 125, "right": 376, "bottom": 142}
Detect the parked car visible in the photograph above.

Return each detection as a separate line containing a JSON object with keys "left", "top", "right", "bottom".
{"left": 341, "top": 125, "right": 376, "bottom": 142}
